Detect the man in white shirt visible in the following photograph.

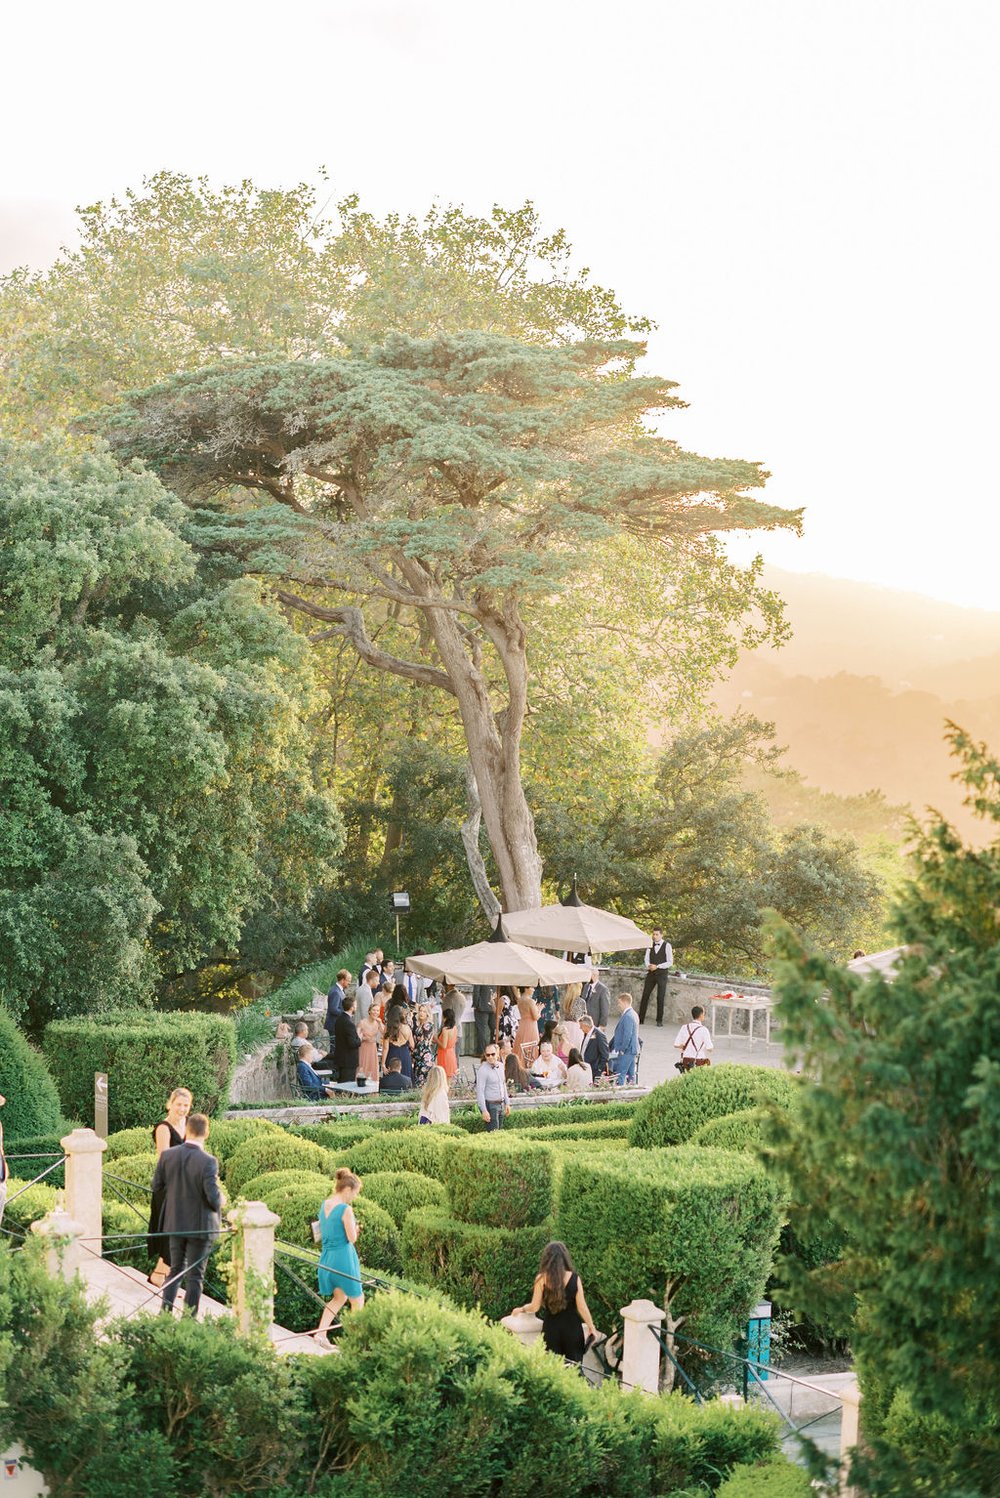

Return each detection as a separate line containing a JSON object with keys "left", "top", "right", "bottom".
{"left": 639, "top": 928, "right": 674, "bottom": 1027}
{"left": 673, "top": 1005, "right": 714, "bottom": 1072}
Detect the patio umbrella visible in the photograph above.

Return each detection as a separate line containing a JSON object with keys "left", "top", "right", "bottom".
{"left": 406, "top": 918, "right": 587, "bottom": 987}
{"left": 502, "top": 878, "right": 650, "bottom": 955}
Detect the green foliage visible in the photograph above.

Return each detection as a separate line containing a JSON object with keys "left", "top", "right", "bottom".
{"left": 203, "top": 1116, "right": 284, "bottom": 1163}
{"left": 0, "top": 437, "right": 343, "bottom": 1026}
{"left": 628, "top": 1065, "right": 801, "bottom": 1149}
{"left": 299, "top": 1287, "right": 780, "bottom": 1495}
{"left": 767, "top": 727, "right": 1000, "bottom": 1489}
{"left": 716, "top": 1458, "right": 812, "bottom": 1497}
{"left": 0, "top": 1011, "right": 62, "bottom": 1139}
{"left": 106, "top": 1150, "right": 157, "bottom": 1188}
{"left": 562, "top": 714, "right": 885, "bottom": 976}
{"left": 291, "top": 1119, "right": 378, "bottom": 1151}
{"left": 225, "top": 1132, "right": 336, "bottom": 1195}
{"left": 448, "top": 1098, "right": 641, "bottom": 1133}
{"left": 345, "top": 1126, "right": 455, "bottom": 1180}
{"left": 104, "top": 1125, "right": 155, "bottom": 1160}
{"left": 360, "top": 1170, "right": 447, "bottom": 1228}
{"left": 44, "top": 1010, "right": 236, "bottom": 1131}
{"left": 402, "top": 1206, "right": 551, "bottom": 1321}
{"left": 556, "top": 1147, "right": 783, "bottom": 1356}
{"left": 508, "top": 1118, "right": 633, "bottom": 1143}
{"left": 691, "top": 1108, "right": 769, "bottom": 1152}
{"left": 441, "top": 1134, "right": 555, "bottom": 1228}
{"left": 239, "top": 1168, "right": 331, "bottom": 1201}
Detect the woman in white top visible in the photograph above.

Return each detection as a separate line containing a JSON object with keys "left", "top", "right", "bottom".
{"left": 564, "top": 1048, "right": 593, "bottom": 1092}
{"left": 531, "top": 1040, "right": 567, "bottom": 1088}
{"left": 418, "top": 1064, "right": 451, "bottom": 1124}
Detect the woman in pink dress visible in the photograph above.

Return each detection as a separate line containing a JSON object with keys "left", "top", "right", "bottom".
{"left": 436, "top": 1007, "right": 459, "bottom": 1083}
{"left": 357, "top": 1011, "right": 383, "bottom": 1082}
{"left": 514, "top": 987, "right": 541, "bottom": 1067}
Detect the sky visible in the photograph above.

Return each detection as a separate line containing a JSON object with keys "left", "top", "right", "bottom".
{"left": 1, "top": 0, "right": 997, "bottom": 610}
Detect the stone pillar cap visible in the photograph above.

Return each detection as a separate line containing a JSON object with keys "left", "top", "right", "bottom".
{"left": 228, "top": 1201, "right": 280, "bottom": 1230}
{"left": 31, "top": 1208, "right": 84, "bottom": 1238}
{"left": 620, "top": 1298, "right": 666, "bottom": 1324}
{"left": 60, "top": 1127, "right": 108, "bottom": 1154}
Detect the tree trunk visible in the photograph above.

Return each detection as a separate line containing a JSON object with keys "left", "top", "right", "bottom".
{"left": 461, "top": 764, "right": 502, "bottom": 922}
{"left": 423, "top": 599, "right": 543, "bottom": 912}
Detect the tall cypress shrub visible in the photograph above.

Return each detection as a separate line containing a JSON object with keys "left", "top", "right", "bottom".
{"left": 0, "top": 1010, "right": 62, "bottom": 1140}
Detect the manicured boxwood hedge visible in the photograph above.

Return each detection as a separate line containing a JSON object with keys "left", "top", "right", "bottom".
{"left": 43, "top": 1011, "right": 237, "bottom": 1132}
{"left": 345, "top": 1127, "right": 459, "bottom": 1180}
{"left": 556, "top": 1145, "right": 783, "bottom": 1355}
{"left": 508, "top": 1118, "right": 632, "bottom": 1143}
{"left": 450, "top": 1099, "right": 642, "bottom": 1134}
{"left": 206, "top": 1117, "right": 285, "bottom": 1164}
{"left": 691, "top": 1107, "right": 769, "bottom": 1152}
{"left": 402, "top": 1206, "right": 550, "bottom": 1320}
{"left": 0, "top": 1011, "right": 63, "bottom": 1141}
{"left": 628, "top": 1065, "right": 801, "bottom": 1149}
{"left": 441, "top": 1134, "right": 555, "bottom": 1228}
{"left": 306, "top": 1288, "right": 781, "bottom": 1495}
{"left": 225, "top": 1133, "right": 337, "bottom": 1195}
{"left": 105, "top": 1150, "right": 157, "bottom": 1189}
{"left": 291, "top": 1119, "right": 378, "bottom": 1151}
{"left": 361, "top": 1170, "right": 447, "bottom": 1228}
{"left": 239, "top": 1168, "right": 332, "bottom": 1201}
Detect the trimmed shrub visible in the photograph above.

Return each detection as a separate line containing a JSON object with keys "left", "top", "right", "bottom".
{"left": 507, "top": 1118, "right": 632, "bottom": 1143}
{"left": 449, "top": 1098, "right": 642, "bottom": 1134}
{"left": 716, "top": 1458, "right": 812, "bottom": 1497}
{"left": 628, "top": 1065, "right": 801, "bottom": 1149}
{"left": 259, "top": 1180, "right": 400, "bottom": 1275}
{"left": 0, "top": 1011, "right": 62, "bottom": 1140}
{"left": 441, "top": 1134, "right": 555, "bottom": 1228}
{"left": 225, "top": 1132, "right": 337, "bottom": 1195}
{"left": 206, "top": 1117, "right": 285, "bottom": 1164}
{"left": 345, "top": 1128, "right": 457, "bottom": 1180}
{"left": 239, "top": 1168, "right": 332, "bottom": 1201}
{"left": 105, "top": 1125, "right": 156, "bottom": 1159}
{"left": 556, "top": 1146, "right": 783, "bottom": 1356}
{"left": 1, "top": 1130, "right": 76, "bottom": 1190}
{"left": 106, "top": 1150, "right": 157, "bottom": 1187}
{"left": 692, "top": 1107, "right": 769, "bottom": 1152}
{"left": 299, "top": 1285, "right": 780, "bottom": 1496}
{"left": 291, "top": 1120, "right": 378, "bottom": 1151}
{"left": 361, "top": 1170, "right": 447, "bottom": 1228}
{"left": 1, "top": 1178, "right": 58, "bottom": 1240}
{"left": 43, "top": 1010, "right": 236, "bottom": 1131}
{"left": 402, "top": 1205, "right": 550, "bottom": 1320}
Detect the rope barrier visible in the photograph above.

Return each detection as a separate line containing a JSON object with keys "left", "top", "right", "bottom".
{"left": 103, "top": 1176, "right": 151, "bottom": 1224}
{"left": 104, "top": 1171, "right": 153, "bottom": 1195}
{"left": 3, "top": 1156, "right": 67, "bottom": 1207}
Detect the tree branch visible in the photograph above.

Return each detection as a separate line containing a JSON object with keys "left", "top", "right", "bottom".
{"left": 276, "top": 591, "right": 457, "bottom": 694}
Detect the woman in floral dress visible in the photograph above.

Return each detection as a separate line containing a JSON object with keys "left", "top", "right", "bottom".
{"left": 410, "top": 1002, "right": 436, "bottom": 1088}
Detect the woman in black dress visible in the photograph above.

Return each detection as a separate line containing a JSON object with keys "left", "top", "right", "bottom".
{"left": 147, "top": 1086, "right": 192, "bottom": 1284}
{"left": 511, "top": 1240, "right": 598, "bottom": 1364}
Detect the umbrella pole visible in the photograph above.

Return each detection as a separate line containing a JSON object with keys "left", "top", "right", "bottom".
{"left": 493, "top": 987, "right": 501, "bottom": 1047}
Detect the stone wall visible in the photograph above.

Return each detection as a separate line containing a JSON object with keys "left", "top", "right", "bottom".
{"left": 228, "top": 1037, "right": 296, "bottom": 1105}
{"left": 597, "top": 967, "right": 771, "bottom": 1027}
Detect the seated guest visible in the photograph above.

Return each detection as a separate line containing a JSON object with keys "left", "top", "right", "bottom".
{"left": 552, "top": 1023, "right": 572, "bottom": 1063}
{"left": 297, "top": 1056, "right": 335, "bottom": 1101}
{"left": 380, "top": 1057, "right": 410, "bottom": 1093}
{"left": 502, "top": 1039, "right": 536, "bottom": 1093}
{"left": 294, "top": 1019, "right": 335, "bottom": 1072}
{"left": 565, "top": 1048, "right": 593, "bottom": 1091}
{"left": 531, "top": 1041, "right": 567, "bottom": 1088}
{"left": 540, "top": 1018, "right": 559, "bottom": 1051}
{"left": 579, "top": 1013, "right": 610, "bottom": 1082}
{"left": 419, "top": 1065, "right": 451, "bottom": 1125}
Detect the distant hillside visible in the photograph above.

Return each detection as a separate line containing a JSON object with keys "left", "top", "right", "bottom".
{"left": 707, "top": 568, "right": 1000, "bottom": 842}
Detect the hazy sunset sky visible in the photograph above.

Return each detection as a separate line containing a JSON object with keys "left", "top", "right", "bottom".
{"left": 2, "top": 0, "right": 997, "bottom": 610}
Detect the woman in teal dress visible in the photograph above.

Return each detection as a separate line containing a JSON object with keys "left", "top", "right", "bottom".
{"left": 315, "top": 1168, "right": 364, "bottom": 1344}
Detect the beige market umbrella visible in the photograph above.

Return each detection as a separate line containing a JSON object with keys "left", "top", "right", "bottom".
{"left": 503, "top": 879, "right": 650, "bottom": 955}
{"left": 406, "top": 919, "right": 587, "bottom": 987}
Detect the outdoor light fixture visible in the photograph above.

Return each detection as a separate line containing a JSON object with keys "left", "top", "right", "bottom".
{"left": 390, "top": 890, "right": 410, "bottom": 948}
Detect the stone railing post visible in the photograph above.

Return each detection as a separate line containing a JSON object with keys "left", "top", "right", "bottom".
{"left": 839, "top": 1377, "right": 862, "bottom": 1498}
{"left": 61, "top": 1127, "right": 107, "bottom": 1251}
{"left": 31, "top": 1207, "right": 84, "bottom": 1283}
{"left": 620, "top": 1298, "right": 665, "bottom": 1395}
{"left": 227, "top": 1201, "right": 280, "bottom": 1337}
{"left": 500, "top": 1310, "right": 543, "bottom": 1349}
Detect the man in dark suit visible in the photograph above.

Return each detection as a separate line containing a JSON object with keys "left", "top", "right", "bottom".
{"left": 334, "top": 993, "right": 361, "bottom": 1081}
{"left": 150, "top": 1112, "right": 223, "bottom": 1317}
{"left": 579, "top": 1014, "right": 610, "bottom": 1082}
{"left": 581, "top": 968, "right": 611, "bottom": 1028}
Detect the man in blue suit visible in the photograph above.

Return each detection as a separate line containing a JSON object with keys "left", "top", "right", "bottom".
{"left": 609, "top": 993, "right": 640, "bottom": 1085}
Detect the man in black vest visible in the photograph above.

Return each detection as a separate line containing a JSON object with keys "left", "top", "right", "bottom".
{"left": 638, "top": 928, "right": 673, "bottom": 1026}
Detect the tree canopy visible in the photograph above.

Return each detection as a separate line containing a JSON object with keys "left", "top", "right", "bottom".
{"left": 0, "top": 438, "right": 343, "bottom": 1029}
{"left": 769, "top": 726, "right": 1000, "bottom": 1495}
{"left": 96, "top": 332, "right": 799, "bottom": 909}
